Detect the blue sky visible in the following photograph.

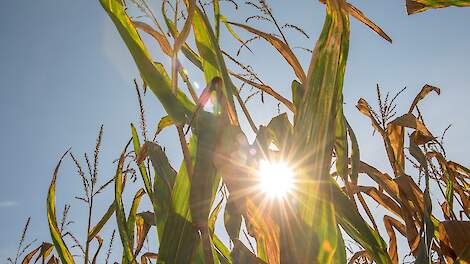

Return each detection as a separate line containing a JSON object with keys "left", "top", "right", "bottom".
{"left": 1, "top": 0, "right": 470, "bottom": 262}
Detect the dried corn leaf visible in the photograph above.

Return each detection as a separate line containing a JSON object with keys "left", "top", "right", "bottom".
{"left": 408, "top": 84, "right": 440, "bottom": 113}
{"left": 229, "top": 22, "right": 306, "bottom": 83}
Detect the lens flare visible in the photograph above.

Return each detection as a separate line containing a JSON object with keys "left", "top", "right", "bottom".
{"left": 258, "top": 160, "right": 294, "bottom": 198}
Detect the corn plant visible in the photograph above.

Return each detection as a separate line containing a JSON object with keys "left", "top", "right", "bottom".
{"left": 8, "top": 0, "right": 470, "bottom": 263}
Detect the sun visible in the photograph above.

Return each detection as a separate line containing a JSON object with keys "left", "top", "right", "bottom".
{"left": 257, "top": 159, "right": 295, "bottom": 199}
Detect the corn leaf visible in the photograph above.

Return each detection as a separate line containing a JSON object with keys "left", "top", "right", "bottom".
{"left": 335, "top": 107, "right": 349, "bottom": 181}
{"left": 100, "top": 0, "right": 195, "bottom": 124}
{"left": 332, "top": 180, "right": 391, "bottom": 263}
{"left": 155, "top": 115, "right": 174, "bottom": 136}
{"left": 88, "top": 201, "right": 116, "bottom": 242}
{"left": 146, "top": 141, "right": 177, "bottom": 239}
{"left": 131, "top": 124, "right": 153, "bottom": 199}
{"left": 346, "top": 120, "right": 360, "bottom": 183}
{"left": 127, "top": 188, "right": 145, "bottom": 250}
{"left": 191, "top": 6, "right": 238, "bottom": 123}
{"left": 158, "top": 136, "right": 199, "bottom": 263}
{"left": 288, "top": 0, "right": 351, "bottom": 261}
{"left": 405, "top": 0, "right": 470, "bottom": 14}
{"left": 229, "top": 22, "right": 306, "bottom": 83}
{"left": 47, "top": 151, "right": 75, "bottom": 264}
{"left": 114, "top": 151, "right": 135, "bottom": 264}
{"left": 190, "top": 110, "right": 220, "bottom": 226}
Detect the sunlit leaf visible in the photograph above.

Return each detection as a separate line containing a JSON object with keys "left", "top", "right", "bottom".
{"left": 100, "top": 0, "right": 195, "bottom": 124}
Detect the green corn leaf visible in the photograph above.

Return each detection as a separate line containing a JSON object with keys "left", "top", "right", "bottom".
{"left": 191, "top": 6, "right": 238, "bottom": 120}
{"left": 190, "top": 111, "right": 220, "bottom": 227}
{"left": 47, "top": 150, "right": 75, "bottom": 264}
{"left": 332, "top": 179, "right": 391, "bottom": 263}
{"left": 131, "top": 124, "right": 152, "bottom": 198}
{"left": 88, "top": 201, "right": 116, "bottom": 242}
{"left": 224, "top": 194, "right": 242, "bottom": 242}
{"left": 208, "top": 198, "right": 224, "bottom": 234}
{"left": 333, "top": 226, "right": 347, "bottom": 263}
{"left": 100, "top": 0, "right": 195, "bottom": 124}
{"left": 213, "top": 0, "right": 221, "bottom": 39}
{"left": 287, "top": 0, "right": 351, "bottom": 262}
{"left": 158, "top": 136, "right": 199, "bottom": 263}
{"left": 266, "top": 113, "right": 293, "bottom": 151}
{"left": 146, "top": 141, "right": 177, "bottom": 239}
{"left": 291, "top": 80, "right": 304, "bottom": 113}
{"left": 214, "top": 235, "right": 232, "bottom": 264}
{"left": 410, "top": 137, "right": 434, "bottom": 263}
{"left": 405, "top": 0, "right": 470, "bottom": 14}
{"left": 335, "top": 107, "right": 348, "bottom": 181}
{"left": 220, "top": 15, "right": 252, "bottom": 52}
{"left": 346, "top": 119, "right": 360, "bottom": 183}
{"left": 160, "top": 4, "right": 205, "bottom": 72}
{"left": 114, "top": 150, "right": 135, "bottom": 264}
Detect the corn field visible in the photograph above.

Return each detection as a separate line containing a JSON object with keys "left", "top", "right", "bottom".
{"left": 7, "top": 0, "right": 470, "bottom": 263}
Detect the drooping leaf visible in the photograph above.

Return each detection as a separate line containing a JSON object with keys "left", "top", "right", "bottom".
{"left": 345, "top": 2, "right": 392, "bottom": 43}
{"left": 133, "top": 21, "right": 172, "bottom": 56}
{"left": 21, "top": 245, "right": 41, "bottom": 264}
{"left": 332, "top": 180, "right": 391, "bottom": 263}
{"left": 134, "top": 212, "right": 154, "bottom": 256}
{"left": 91, "top": 236, "right": 103, "bottom": 264}
{"left": 140, "top": 252, "right": 158, "bottom": 264}
{"left": 318, "top": 0, "right": 392, "bottom": 42}
{"left": 383, "top": 215, "right": 406, "bottom": 264}
{"left": 408, "top": 84, "right": 440, "bottom": 113}
{"left": 356, "top": 98, "right": 383, "bottom": 132}
{"left": 155, "top": 115, "right": 174, "bottom": 136}
{"left": 229, "top": 22, "right": 306, "bottom": 83}
{"left": 127, "top": 188, "right": 146, "bottom": 250}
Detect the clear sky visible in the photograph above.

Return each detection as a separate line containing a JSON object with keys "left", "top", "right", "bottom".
{"left": 1, "top": 0, "right": 470, "bottom": 262}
